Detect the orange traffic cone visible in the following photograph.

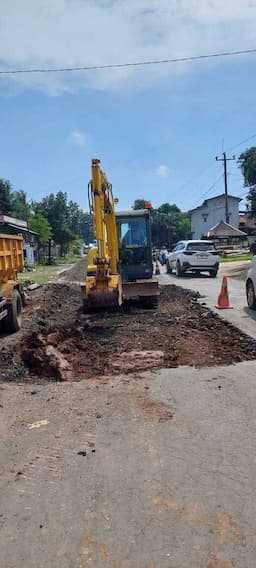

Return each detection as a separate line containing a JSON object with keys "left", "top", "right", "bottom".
{"left": 216, "top": 276, "right": 233, "bottom": 309}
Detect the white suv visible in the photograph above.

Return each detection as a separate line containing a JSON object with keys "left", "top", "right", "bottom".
{"left": 246, "top": 254, "right": 256, "bottom": 309}
{"left": 167, "top": 240, "right": 219, "bottom": 277}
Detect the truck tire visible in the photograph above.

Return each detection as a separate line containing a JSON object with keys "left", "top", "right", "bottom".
{"left": 4, "top": 290, "right": 22, "bottom": 333}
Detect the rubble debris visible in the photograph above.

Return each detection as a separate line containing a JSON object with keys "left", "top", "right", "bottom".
{"left": 27, "top": 282, "right": 41, "bottom": 291}
{"left": 110, "top": 350, "right": 165, "bottom": 372}
{"left": 21, "top": 333, "right": 72, "bottom": 381}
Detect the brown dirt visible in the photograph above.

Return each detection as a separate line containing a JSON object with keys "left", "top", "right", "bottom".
{"left": 120, "top": 387, "right": 174, "bottom": 422}
{"left": 1, "top": 259, "right": 256, "bottom": 383}
{"left": 57, "top": 257, "right": 87, "bottom": 282}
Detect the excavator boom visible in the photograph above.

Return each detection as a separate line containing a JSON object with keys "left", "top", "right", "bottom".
{"left": 82, "top": 159, "right": 121, "bottom": 310}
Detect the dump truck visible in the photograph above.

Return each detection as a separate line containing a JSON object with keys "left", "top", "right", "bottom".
{"left": 82, "top": 158, "right": 159, "bottom": 310}
{"left": 0, "top": 234, "right": 24, "bottom": 333}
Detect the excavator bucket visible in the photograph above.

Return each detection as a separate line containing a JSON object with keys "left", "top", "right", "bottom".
{"left": 122, "top": 279, "right": 159, "bottom": 308}
{"left": 82, "top": 275, "right": 122, "bottom": 311}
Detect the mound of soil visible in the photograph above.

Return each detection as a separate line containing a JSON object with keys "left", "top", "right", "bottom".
{"left": 1, "top": 282, "right": 256, "bottom": 383}
{"left": 58, "top": 258, "right": 87, "bottom": 283}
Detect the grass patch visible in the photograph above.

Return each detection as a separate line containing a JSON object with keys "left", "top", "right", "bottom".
{"left": 57, "top": 256, "right": 82, "bottom": 265}
{"left": 18, "top": 257, "right": 82, "bottom": 285}
{"left": 220, "top": 253, "right": 252, "bottom": 263}
{"left": 19, "top": 266, "right": 59, "bottom": 285}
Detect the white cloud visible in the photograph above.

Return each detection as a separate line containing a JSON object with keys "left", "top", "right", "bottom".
{"left": 155, "top": 165, "right": 170, "bottom": 177}
{"left": 0, "top": 1, "right": 256, "bottom": 95}
{"left": 67, "top": 130, "right": 89, "bottom": 146}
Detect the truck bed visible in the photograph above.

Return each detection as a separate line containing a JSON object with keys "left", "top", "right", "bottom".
{"left": 0, "top": 234, "right": 24, "bottom": 282}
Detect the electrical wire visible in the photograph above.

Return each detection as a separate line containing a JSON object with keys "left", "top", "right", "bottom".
{"left": 191, "top": 174, "right": 224, "bottom": 209}
{"left": 1, "top": 48, "right": 256, "bottom": 75}
{"left": 227, "top": 132, "right": 256, "bottom": 152}
{"left": 174, "top": 160, "right": 216, "bottom": 196}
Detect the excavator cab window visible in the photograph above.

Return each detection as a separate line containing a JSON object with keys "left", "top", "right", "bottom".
{"left": 120, "top": 219, "right": 147, "bottom": 248}
{"left": 116, "top": 212, "right": 153, "bottom": 280}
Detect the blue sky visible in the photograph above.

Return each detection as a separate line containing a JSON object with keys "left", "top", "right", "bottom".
{"left": 0, "top": 0, "right": 256, "bottom": 212}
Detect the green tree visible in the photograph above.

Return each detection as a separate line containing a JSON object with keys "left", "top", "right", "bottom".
{"left": 67, "top": 200, "right": 82, "bottom": 239}
{"left": 29, "top": 213, "right": 52, "bottom": 263}
{"left": 35, "top": 192, "right": 83, "bottom": 256}
{"left": 29, "top": 214, "right": 52, "bottom": 245}
{"left": 238, "top": 147, "right": 256, "bottom": 216}
{"left": 151, "top": 204, "right": 183, "bottom": 248}
{"left": 71, "top": 237, "right": 83, "bottom": 256}
{"left": 178, "top": 216, "right": 191, "bottom": 240}
{"left": 158, "top": 203, "right": 180, "bottom": 215}
{"left": 132, "top": 199, "right": 148, "bottom": 210}
{"left": 11, "top": 190, "right": 30, "bottom": 221}
{"left": 51, "top": 192, "right": 72, "bottom": 256}
{"left": 0, "top": 179, "right": 13, "bottom": 215}
{"left": 79, "top": 211, "right": 94, "bottom": 243}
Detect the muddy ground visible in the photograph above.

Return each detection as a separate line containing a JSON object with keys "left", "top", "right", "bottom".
{"left": 1, "top": 259, "right": 256, "bottom": 383}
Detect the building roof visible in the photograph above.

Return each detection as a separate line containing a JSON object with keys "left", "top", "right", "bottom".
{"left": 205, "top": 220, "right": 247, "bottom": 238}
{"left": 189, "top": 193, "right": 241, "bottom": 213}
{"left": 239, "top": 212, "right": 256, "bottom": 229}
{"left": 0, "top": 214, "right": 27, "bottom": 228}
{"left": 0, "top": 215, "right": 37, "bottom": 235}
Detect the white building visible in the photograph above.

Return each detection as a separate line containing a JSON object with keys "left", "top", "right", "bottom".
{"left": 189, "top": 194, "right": 241, "bottom": 240}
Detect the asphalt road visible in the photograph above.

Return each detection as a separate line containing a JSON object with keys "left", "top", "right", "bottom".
{"left": 1, "top": 362, "right": 256, "bottom": 567}
{"left": 158, "top": 261, "right": 256, "bottom": 339}
{"left": 1, "top": 262, "right": 256, "bottom": 567}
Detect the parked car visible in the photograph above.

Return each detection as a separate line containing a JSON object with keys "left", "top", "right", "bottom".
{"left": 246, "top": 246, "right": 256, "bottom": 309}
{"left": 166, "top": 240, "right": 219, "bottom": 277}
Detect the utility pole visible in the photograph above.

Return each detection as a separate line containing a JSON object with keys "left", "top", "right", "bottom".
{"left": 215, "top": 152, "right": 236, "bottom": 223}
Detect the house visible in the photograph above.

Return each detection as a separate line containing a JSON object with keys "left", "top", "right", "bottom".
{"left": 239, "top": 212, "right": 256, "bottom": 239}
{"left": 0, "top": 214, "right": 38, "bottom": 266}
{"left": 203, "top": 220, "right": 247, "bottom": 244}
{"left": 189, "top": 194, "right": 241, "bottom": 240}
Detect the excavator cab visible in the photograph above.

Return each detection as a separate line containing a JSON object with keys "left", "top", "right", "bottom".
{"left": 116, "top": 210, "right": 153, "bottom": 281}
{"left": 116, "top": 209, "right": 159, "bottom": 306}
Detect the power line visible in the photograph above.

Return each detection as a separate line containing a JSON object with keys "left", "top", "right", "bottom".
{"left": 1, "top": 48, "right": 256, "bottom": 75}
{"left": 227, "top": 132, "right": 256, "bottom": 152}
{"left": 191, "top": 174, "right": 223, "bottom": 208}
{"left": 174, "top": 160, "right": 216, "bottom": 196}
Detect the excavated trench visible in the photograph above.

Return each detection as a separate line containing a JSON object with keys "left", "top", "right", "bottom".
{"left": 1, "top": 258, "right": 256, "bottom": 383}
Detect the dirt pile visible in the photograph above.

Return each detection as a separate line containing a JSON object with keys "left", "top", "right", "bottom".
{"left": 1, "top": 282, "right": 256, "bottom": 383}
{"left": 57, "top": 257, "right": 87, "bottom": 283}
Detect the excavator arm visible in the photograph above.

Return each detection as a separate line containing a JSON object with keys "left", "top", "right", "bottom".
{"left": 82, "top": 159, "right": 121, "bottom": 310}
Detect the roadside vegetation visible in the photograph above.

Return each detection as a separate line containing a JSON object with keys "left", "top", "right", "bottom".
{"left": 220, "top": 253, "right": 252, "bottom": 263}
{"left": 19, "top": 256, "right": 82, "bottom": 285}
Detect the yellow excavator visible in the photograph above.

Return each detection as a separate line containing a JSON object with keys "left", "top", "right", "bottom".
{"left": 82, "top": 158, "right": 159, "bottom": 310}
